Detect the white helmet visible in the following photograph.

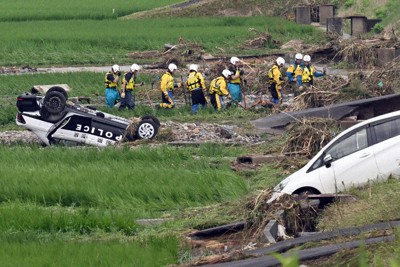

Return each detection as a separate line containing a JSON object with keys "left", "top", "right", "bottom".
{"left": 112, "top": 64, "right": 120, "bottom": 73}
{"left": 189, "top": 64, "right": 198, "bottom": 72}
{"left": 295, "top": 53, "right": 303, "bottom": 60}
{"left": 130, "top": 63, "right": 141, "bottom": 72}
{"left": 303, "top": 55, "right": 311, "bottom": 62}
{"left": 230, "top": 56, "right": 240, "bottom": 64}
{"left": 222, "top": 69, "right": 232, "bottom": 78}
{"left": 168, "top": 63, "right": 178, "bottom": 72}
{"left": 276, "top": 57, "right": 285, "bottom": 66}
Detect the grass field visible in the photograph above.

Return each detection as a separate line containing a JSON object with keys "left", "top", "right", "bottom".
{"left": 0, "top": 16, "right": 326, "bottom": 66}
{"left": 0, "top": 231, "right": 178, "bottom": 267}
{"left": 0, "top": 145, "right": 247, "bottom": 209}
{"left": 0, "top": 144, "right": 248, "bottom": 266}
{"left": 0, "top": 0, "right": 183, "bottom": 21}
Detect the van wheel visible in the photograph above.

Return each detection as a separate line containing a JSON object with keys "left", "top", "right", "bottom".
{"left": 295, "top": 189, "right": 319, "bottom": 209}
{"left": 136, "top": 119, "right": 158, "bottom": 139}
{"left": 297, "top": 189, "right": 317, "bottom": 196}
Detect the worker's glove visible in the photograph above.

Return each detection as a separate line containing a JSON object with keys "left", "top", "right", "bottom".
{"left": 117, "top": 71, "right": 121, "bottom": 76}
{"left": 121, "top": 91, "right": 126, "bottom": 98}
{"left": 140, "top": 81, "right": 145, "bottom": 86}
{"left": 323, "top": 67, "right": 327, "bottom": 75}
{"left": 163, "top": 91, "right": 169, "bottom": 97}
{"left": 239, "top": 70, "right": 244, "bottom": 75}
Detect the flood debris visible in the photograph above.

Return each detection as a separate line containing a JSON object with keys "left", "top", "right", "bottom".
{"left": 245, "top": 190, "right": 319, "bottom": 242}
{"left": 281, "top": 117, "right": 338, "bottom": 158}
{"left": 286, "top": 90, "right": 341, "bottom": 112}
{"left": 241, "top": 28, "right": 280, "bottom": 49}
{"left": 127, "top": 38, "right": 206, "bottom": 67}
{"left": 361, "top": 56, "right": 400, "bottom": 96}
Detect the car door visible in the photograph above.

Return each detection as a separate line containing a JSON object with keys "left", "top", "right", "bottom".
{"left": 319, "top": 127, "right": 379, "bottom": 193}
{"left": 370, "top": 118, "right": 400, "bottom": 179}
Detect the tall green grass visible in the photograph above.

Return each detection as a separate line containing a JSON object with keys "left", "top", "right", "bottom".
{"left": 0, "top": 72, "right": 130, "bottom": 96}
{"left": 0, "top": 16, "right": 326, "bottom": 66}
{"left": 0, "top": 234, "right": 178, "bottom": 267}
{"left": 0, "top": 145, "right": 247, "bottom": 210}
{"left": 0, "top": 143, "right": 248, "bottom": 266}
{"left": 1, "top": 0, "right": 183, "bottom": 21}
{"left": 0, "top": 202, "right": 138, "bottom": 235}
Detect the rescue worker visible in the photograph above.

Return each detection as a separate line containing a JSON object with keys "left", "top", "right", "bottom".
{"left": 302, "top": 55, "right": 326, "bottom": 88}
{"left": 268, "top": 57, "right": 285, "bottom": 105}
{"left": 209, "top": 69, "right": 232, "bottom": 111}
{"left": 104, "top": 64, "right": 121, "bottom": 108}
{"left": 119, "top": 63, "right": 144, "bottom": 111}
{"left": 186, "top": 64, "right": 207, "bottom": 114}
{"left": 159, "top": 63, "right": 181, "bottom": 109}
{"left": 286, "top": 53, "right": 304, "bottom": 95}
{"left": 227, "top": 56, "right": 244, "bottom": 104}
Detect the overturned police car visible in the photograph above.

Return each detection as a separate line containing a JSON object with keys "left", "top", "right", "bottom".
{"left": 16, "top": 86, "right": 160, "bottom": 146}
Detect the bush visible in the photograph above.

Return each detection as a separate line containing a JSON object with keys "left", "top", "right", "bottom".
{"left": 375, "top": 7, "right": 388, "bottom": 19}
{"left": 372, "top": 23, "right": 384, "bottom": 34}
{"left": 344, "top": 0, "right": 355, "bottom": 8}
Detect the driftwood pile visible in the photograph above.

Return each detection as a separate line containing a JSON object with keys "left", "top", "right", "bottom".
{"left": 128, "top": 38, "right": 206, "bottom": 68}
{"left": 286, "top": 90, "right": 340, "bottom": 112}
{"left": 361, "top": 55, "right": 400, "bottom": 96}
{"left": 241, "top": 28, "right": 280, "bottom": 49}
{"left": 281, "top": 117, "right": 338, "bottom": 158}
{"left": 334, "top": 37, "right": 400, "bottom": 69}
{"left": 335, "top": 39, "right": 379, "bottom": 69}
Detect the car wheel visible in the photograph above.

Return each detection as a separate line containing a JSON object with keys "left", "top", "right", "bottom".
{"left": 295, "top": 189, "right": 319, "bottom": 209}
{"left": 141, "top": 115, "right": 160, "bottom": 127}
{"left": 43, "top": 91, "right": 66, "bottom": 114}
{"left": 136, "top": 119, "right": 158, "bottom": 139}
{"left": 47, "top": 86, "right": 68, "bottom": 100}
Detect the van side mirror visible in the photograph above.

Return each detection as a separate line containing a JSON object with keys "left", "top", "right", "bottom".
{"left": 323, "top": 154, "right": 333, "bottom": 168}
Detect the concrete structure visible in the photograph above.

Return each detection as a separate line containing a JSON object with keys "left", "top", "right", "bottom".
{"left": 319, "top": 4, "right": 335, "bottom": 25}
{"left": 252, "top": 94, "right": 400, "bottom": 134}
{"left": 348, "top": 16, "right": 368, "bottom": 36}
{"left": 263, "top": 210, "right": 285, "bottom": 243}
{"left": 327, "top": 17, "right": 343, "bottom": 35}
{"left": 295, "top": 6, "right": 311, "bottom": 24}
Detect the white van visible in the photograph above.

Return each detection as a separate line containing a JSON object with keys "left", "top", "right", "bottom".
{"left": 272, "top": 110, "right": 400, "bottom": 197}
